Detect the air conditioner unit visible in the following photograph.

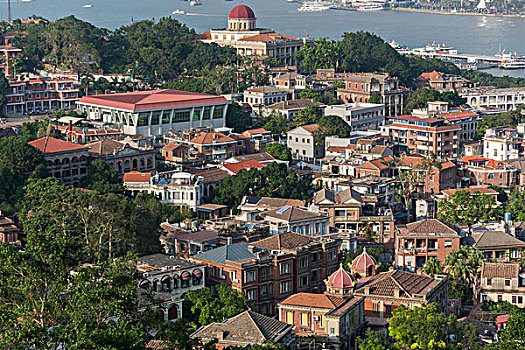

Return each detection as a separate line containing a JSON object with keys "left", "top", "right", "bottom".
{"left": 313, "top": 316, "right": 320, "bottom": 321}
{"left": 233, "top": 278, "right": 239, "bottom": 283}
{"left": 219, "top": 274, "right": 226, "bottom": 279}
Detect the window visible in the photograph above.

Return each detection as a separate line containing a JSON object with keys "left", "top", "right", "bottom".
{"left": 311, "top": 270, "right": 317, "bottom": 281}
{"left": 213, "top": 106, "right": 224, "bottom": 119}
{"left": 327, "top": 250, "right": 337, "bottom": 261}
{"left": 280, "top": 280, "right": 291, "bottom": 294}
{"left": 202, "top": 107, "right": 211, "bottom": 120}
{"left": 519, "top": 296, "right": 523, "bottom": 304}
{"left": 505, "top": 279, "right": 511, "bottom": 287}
{"left": 137, "top": 113, "right": 149, "bottom": 127}
{"left": 513, "top": 295, "right": 517, "bottom": 304}
{"left": 245, "top": 270, "right": 256, "bottom": 283}
{"left": 280, "top": 262, "right": 291, "bottom": 275}
{"left": 300, "top": 274, "right": 308, "bottom": 287}
{"left": 300, "top": 313, "right": 308, "bottom": 326}
{"left": 173, "top": 110, "right": 191, "bottom": 123}
{"left": 151, "top": 112, "right": 161, "bottom": 125}
{"left": 487, "top": 279, "right": 492, "bottom": 286}
{"left": 330, "top": 328, "right": 335, "bottom": 334}
{"left": 246, "top": 289, "right": 257, "bottom": 301}
{"left": 444, "top": 240, "right": 453, "bottom": 248}
{"left": 260, "top": 285, "right": 267, "bottom": 296}
{"left": 230, "top": 271, "right": 237, "bottom": 281}
{"left": 260, "top": 267, "right": 267, "bottom": 278}
{"left": 311, "top": 253, "right": 317, "bottom": 262}
{"left": 162, "top": 111, "right": 170, "bottom": 124}
{"left": 300, "top": 257, "right": 308, "bottom": 269}
{"left": 286, "top": 311, "right": 293, "bottom": 324}
{"left": 385, "top": 304, "right": 392, "bottom": 316}
{"left": 321, "top": 315, "right": 326, "bottom": 327}
{"left": 498, "top": 295, "right": 503, "bottom": 302}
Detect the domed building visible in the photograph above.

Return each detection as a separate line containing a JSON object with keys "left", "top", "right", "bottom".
{"left": 350, "top": 248, "right": 378, "bottom": 278}
{"left": 198, "top": 5, "right": 311, "bottom": 66}
{"left": 325, "top": 264, "right": 356, "bottom": 298}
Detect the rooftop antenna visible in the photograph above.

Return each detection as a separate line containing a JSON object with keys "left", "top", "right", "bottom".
{"left": 7, "top": 0, "right": 11, "bottom": 22}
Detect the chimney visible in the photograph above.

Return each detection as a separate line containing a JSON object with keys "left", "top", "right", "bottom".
{"left": 364, "top": 286, "right": 370, "bottom": 295}
{"left": 216, "top": 330, "right": 225, "bottom": 341}
{"left": 394, "top": 288, "right": 400, "bottom": 298}
{"left": 227, "top": 236, "right": 232, "bottom": 245}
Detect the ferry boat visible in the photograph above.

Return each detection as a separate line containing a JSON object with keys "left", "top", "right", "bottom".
{"left": 82, "top": 4, "right": 93, "bottom": 8}
{"left": 356, "top": 5, "right": 385, "bottom": 11}
{"left": 172, "top": 9, "right": 186, "bottom": 15}
{"left": 389, "top": 40, "right": 410, "bottom": 55}
{"left": 500, "top": 60, "right": 525, "bottom": 69}
{"left": 298, "top": 1, "right": 331, "bottom": 12}
{"left": 190, "top": 0, "right": 201, "bottom": 5}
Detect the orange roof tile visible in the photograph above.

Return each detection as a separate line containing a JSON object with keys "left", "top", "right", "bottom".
{"left": 280, "top": 293, "right": 345, "bottom": 309}
{"left": 123, "top": 171, "right": 151, "bottom": 183}
{"left": 223, "top": 160, "right": 266, "bottom": 175}
{"left": 238, "top": 32, "right": 297, "bottom": 42}
{"left": 190, "top": 132, "right": 235, "bottom": 145}
{"left": 28, "top": 136, "right": 87, "bottom": 154}
{"left": 301, "top": 124, "right": 320, "bottom": 133}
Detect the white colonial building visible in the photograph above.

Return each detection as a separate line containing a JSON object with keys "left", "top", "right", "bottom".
{"left": 324, "top": 103, "right": 386, "bottom": 131}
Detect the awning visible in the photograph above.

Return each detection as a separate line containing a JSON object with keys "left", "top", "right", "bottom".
{"left": 57, "top": 116, "right": 83, "bottom": 124}
{"left": 192, "top": 269, "right": 203, "bottom": 278}
{"left": 181, "top": 271, "right": 191, "bottom": 280}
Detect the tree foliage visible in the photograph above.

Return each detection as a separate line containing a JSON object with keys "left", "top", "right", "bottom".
{"left": 423, "top": 257, "right": 444, "bottom": 277}
{"left": 265, "top": 143, "right": 292, "bottom": 162}
{"left": 444, "top": 246, "right": 485, "bottom": 288}
{"left": 484, "top": 309, "right": 525, "bottom": 350}
{"left": 294, "top": 38, "right": 339, "bottom": 74}
{"left": 404, "top": 88, "right": 466, "bottom": 113}
{"left": 357, "top": 328, "right": 391, "bottom": 350}
{"left": 438, "top": 190, "right": 502, "bottom": 226}
{"left": 208, "top": 163, "right": 312, "bottom": 211}
{"left": 226, "top": 102, "right": 252, "bottom": 133}
{"left": 185, "top": 283, "right": 248, "bottom": 327}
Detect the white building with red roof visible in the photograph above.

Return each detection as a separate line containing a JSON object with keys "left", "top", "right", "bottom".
{"left": 76, "top": 89, "right": 229, "bottom": 137}
{"left": 28, "top": 136, "right": 89, "bottom": 186}
{"left": 198, "top": 5, "right": 311, "bottom": 66}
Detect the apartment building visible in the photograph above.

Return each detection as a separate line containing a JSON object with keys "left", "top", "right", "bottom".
{"left": 479, "top": 262, "right": 525, "bottom": 307}
{"left": 261, "top": 206, "right": 330, "bottom": 236}
{"left": 395, "top": 219, "right": 460, "bottom": 271}
{"left": 388, "top": 115, "right": 461, "bottom": 160}
{"left": 287, "top": 124, "right": 324, "bottom": 161}
{"left": 6, "top": 77, "right": 79, "bottom": 115}
{"left": 461, "top": 87, "right": 525, "bottom": 112}
{"left": 417, "top": 71, "right": 471, "bottom": 92}
{"left": 244, "top": 86, "right": 289, "bottom": 108}
{"left": 483, "top": 127, "right": 523, "bottom": 162}
{"left": 191, "top": 233, "right": 340, "bottom": 316}
{"left": 337, "top": 73, "right": 407, "bottom": 117}
{"left": 324, "top": 103, "right": 386, "bottom": 131}
{"left": 458, "top": 155, "right": 518, "bottom": 187}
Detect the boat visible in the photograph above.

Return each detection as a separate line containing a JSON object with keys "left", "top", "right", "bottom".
{"left": 82, "top": 4, "right": 93, "bottom": 8}
{"left": 287, "top": 0, "right": 297, "bottom": 3}
{"left": 298, "top": 1, "right": 331, "bottom": 12}
{"left": 190, "top": 0, "right": 201, "bottom": 5}
{"left": 172, "top": 9, "right": 186, "bottom": 15}
{"left": 499, "top": 60, "right": 525, "bottom": 69}
{"left": 356, "top": 5, "right": 385, "bottom": 11}
{"left": 389, "top": 40, "right": 410, "bottom": 55}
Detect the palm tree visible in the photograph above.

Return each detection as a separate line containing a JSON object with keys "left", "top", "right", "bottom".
{"left": 444, "top": 246, "right": 485, "bottom": 296}
{"left": 423, "top": 257, "right": 443, "bottom": 277}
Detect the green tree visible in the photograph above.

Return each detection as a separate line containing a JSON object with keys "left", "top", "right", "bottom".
{"left": 368, "top": 94, "right": 382, "bottom": 104}
{"left": 423, "top": 257, "right": 444, "bottom": 277}
{"left": 185, "top": 283, "right": 248, "bottom": 327}
{"left": 290, "top": 103, "right": 322, "bottom": 128}
{"left": 438, "top": 190, "right": 502, "bottom": 227}
{"left": 484, "top": 309, "right": 525, "bottom": 350}
{"left": 299, "top": 89, "right": 323, "bottom": 102}
{"left": 80, "top": 158, "right": 125, "bottom": 193}
{"left": 259, "top": 110, "right": 288, "bottom": 138}
{"left": 317, "top": 115, "right": 352, "bottom": 138}
{"left": 294, "top": 37, "right": 339, "bottom": 74}
{"left": 357, "top": 328, "right": 391, "bottom": 350}
{"left": 388, "top": 303, "right": 471, "bottom": 350}
{"left": 226, "top": 102, "right": 252, "bottom": 133}
{"left": 264, "top": 142, "right": 292, "bottom": 162}
{"left": 404, "top": 88, "right": 466, "bottom": 113}
{"left": 444, "top": 246, "right": 485, "bottom": 294}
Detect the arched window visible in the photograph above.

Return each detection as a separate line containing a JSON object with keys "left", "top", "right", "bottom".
{"left": 181, "top": 271, "right": 191, "bottom": 288}
{"left": 168, "top": 304, "right": 179, "bottom": 320}
{"left": 132, "top": 159, "right": 138, "bottom": 170}
{"left": 139, "top": 279, "right": 150, "bottom": 290}
{"left": 147, "top": 157, "right": 153, "bottom": 168}
{"left": 192, "top": 269, "right": 203, "bottom": 285}
{"left": 152, "top": 279, "right": 159, "bottom": 292}
{"left": 489, "top": 173, "right": 494, "bottom": 179}
{"left": 173, "top": 274, "right": 179, "bottom": 289}
{"left": 161, "top": 275, "right": 172, "bottom": 292}
{"left": 140, "top": 159, "right": 145, "bottom": 169}
{"left": 156, "top": 309, "right": 165, "bottom": 321}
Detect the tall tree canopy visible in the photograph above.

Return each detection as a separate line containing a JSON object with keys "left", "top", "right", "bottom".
{"left": 438, "top": 190, "right": 502, "bottom": 226}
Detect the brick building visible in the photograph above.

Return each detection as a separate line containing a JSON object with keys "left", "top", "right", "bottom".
{"left": 0, "top": 216, "right": 21, "bottom": 245}
{"left": 28, "top": 136, "right": 89, "bottom": 186}
{"left": 388, "top": 115, "right": 461, "bottom": 160}
{"left": 394, "top": 219, "right": 460, "bottom": 271}
{"left": 478, "top": 262, "right": 525, "bottom": 307}
{"left": 337, "top": 73, "right": 407, "bottom": 117}
{"left": 191, "top": 233, "right": 340, "bottom": 315}
{"left": 458, "top": 155, "right": 518, "bottom": 187}
{"left": 417, "top": 71, "right": 471, "bottom": 92}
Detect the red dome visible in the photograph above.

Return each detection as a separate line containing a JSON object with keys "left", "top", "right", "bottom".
{"left": 229, "top": 5, "right": 256, "bottom": 19}
{"left": 327, "top": 265, "right": 355, "bottom": 289}
{"left": 351, "top": 248, "right": 377, "bottom": 276}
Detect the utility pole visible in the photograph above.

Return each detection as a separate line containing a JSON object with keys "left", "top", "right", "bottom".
{"left": 7, "top": 0, "right": 11, "bottom": 22}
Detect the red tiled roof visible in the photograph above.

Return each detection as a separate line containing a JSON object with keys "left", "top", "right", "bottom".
{"left": 28, "top": 136, "right": 87, "bottom": 154}
{"left": 481, "top": 262, "right": 520, "bottom": 280}
{"left": 326, "top": 146, "right": 347, "bottom": 153}
{"left": 196, "top": 31, "right": 211, "bottom": 40}
{"left": 223, "top": 159, "right": 266, "bottom": 174}
{"left": 244, "top": 128, "right": 269, "bottom": 135}
{"left": 229, "top": 4, "right": 255, "bottom": 19}
{"left": 123, "top": 171, "right": 151, "bottom": 183}
{"left": 239, "top": 33, "right": 298, "bottom": 43}
{"left": 190, "top": 132, "right": 235, "bottom": 145}
{"left": 280, "top": 293, "right": 346, "bottom": 309}
{"left": 301, "top": 124, "right": 320, "bottom": 133}
{"left": 78, "top": 89, "right": 228, "bottom": 112}
{"left": 351, "top": 249, "right": 377, "bottom": 273}
{"left": 443, "top": 185, "right": 498, "bottom": 196}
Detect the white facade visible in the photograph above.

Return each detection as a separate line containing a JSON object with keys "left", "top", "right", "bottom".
{"left": 125, "top": 172, "right": 204, "bottom": 209}
{"left": 244, "top": 87, "right": 289, "bottom": 107}
{"left": 77, "top": 102, "right": 228, "bottom": 137}
{"left": 462, "top": 87, "right": 525, "bottom": 111}
{"left": 483, "top": 128, "right": 522, "bottom": 162}
{"left": 287, "top": 125, "right": 324, "bottom": 161}
{"left": 324, "top": 103, "right": 386, "bottom": 131}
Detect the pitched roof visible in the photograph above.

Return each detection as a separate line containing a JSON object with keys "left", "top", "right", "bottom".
{"left": 443, "top": 186, "right": 499, "bottom": 196}
{"left": 193, "top": 242, "right": 263, "bottom": 265}
{"left": 301, "top": 124, "right": 320, "bottom": 133}
{"left": 266, "top": 99, "right": 323, "bottom": 111}
{"left": 228, "top": 152, "right": 276, "bottom": 163}
{"left": 244, "top": 128, "right": 270, "bottom": 135}
{"left": 187, "top": 167, "right": 230, "bottom": 183}
{"left": 123, "top": 171, "right": 151, "bottom": 183}
{"left": 192, "top": 310, "right": 292, "bottom": 345}
{"left": 369, "top": 145, "right": 389, "bottom": 155}
{"left": 86, "top": 139, "right": 127, "bottom": 155}
{"left": 354, "top": 270, "right": 442, "bottom": 299}
{"left": 28, "top": 136, "right": 87, "bottom": 154}
{"left": 222, "top": 159, "right": 266, "bottom": 175}
{"left": 263, "top": 206, "right": 324, "bottom": 222}
{"left": 481, "top": 262, "right": 520, "bottom": 280}
{"left": 190, "top": 132, "right": 235, "bottom": 145}
{"left": 401, "top": 219, "right": 458, "bottom": 237}
{"left": 253, "top": 232, "right": 313, "bottom": 251}
{"left": 239, "top": 32, "right": 298, "bottom": 42}
{"left": 78, "top": 89, "right": 228, "bottom": 112}
{"left": 469, "top": 231, "right": 525, "bottom": 250}
{"left": 279, "top": 293, "right": 346, "bottom": 309}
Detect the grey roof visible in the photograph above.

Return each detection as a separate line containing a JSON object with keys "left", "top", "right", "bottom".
{"left": 136, "top": 254, "right": 197, "bottom": 269}
{"left": 194, "top": 242, "right": 265, "bottom": 264}
{"left": 467, "top": 231, "right": 525, "bottom": 250}
{"left": 229, "top": 152, "right": 276, "bottom": 163}
{"left": 192, "top": 310, "right": 292, "bottom": 345}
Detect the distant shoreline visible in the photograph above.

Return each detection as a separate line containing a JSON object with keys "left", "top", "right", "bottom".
{"left": 391, "top": 7, "right": 525, "bottom": 19}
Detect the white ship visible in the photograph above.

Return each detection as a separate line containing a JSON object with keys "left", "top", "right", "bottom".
{"left": 500, "top": 60, "right": 525, "bottom": 69}
{"left": 190, "top": 0, "right": 201, "bottom": 6}
{"left": 298, "top": 1, "right": 331, "bottom": 12}
{"left": 356, "top": 5, "right": 384, "bottom": 11}
{"left": 172, "top": 9, "right": 186, "bottom": 15}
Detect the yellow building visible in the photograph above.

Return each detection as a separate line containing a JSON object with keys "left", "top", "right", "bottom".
{"left": 198, "top": 5, "right": 310, "bottom": 66}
